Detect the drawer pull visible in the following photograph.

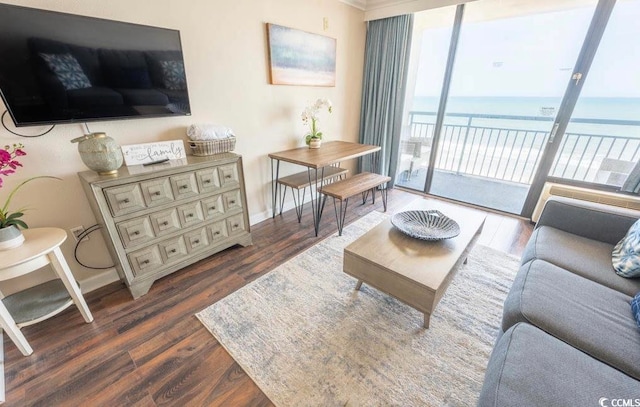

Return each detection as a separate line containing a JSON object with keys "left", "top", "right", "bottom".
{"left": 203, "top": 180, "right": 211, "bottom": 184}
{"left": 234, "top": 223, "right": 239, "bottom": 228}
{"left": 169, "top": 249, "right": 176, "bottom": 253}
{"left": 122, "top": 198, "right": 130, "bottom": 204}
{"left": 225, "top": 175, "right": 232, "bottom": 179}
{"left": 162, "top": 221, "right": 169, "bottom": 226}
{"left": 141, "top": 259, "right": 150, "bottom": 265}
{"left": 179, "top": 185, "right": 188, "bottom": 190}
{"left": 194, "top": 239, "right": 200, "bottom": 244}
{"left": 214, "top": 231, "right": 220, "bottom": 235}
{"left": 230, "top": 200, "right": 236, "bottom": 204}
{"left": 133, "top": 231, "right": 140, "bottom": 235}
{"left": 187, "top": 213, "right": 194, "bottom": 218}
{"left": 209, "top": 206, "right": 216, "bottom": 211}
{"left": 154, "top": 191, "right": 161, "bottom": 196}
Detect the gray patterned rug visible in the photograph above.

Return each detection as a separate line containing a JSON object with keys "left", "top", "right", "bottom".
{"left": 196, "top": 211, "right": 520, "bottom": 406}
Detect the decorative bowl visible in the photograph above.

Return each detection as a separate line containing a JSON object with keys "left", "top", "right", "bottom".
{"left": 391, "top": 210, "right": 460, "bottom": 241}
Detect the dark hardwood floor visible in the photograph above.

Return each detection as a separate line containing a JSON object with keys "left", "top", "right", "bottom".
{"left": 3, "top": 189, "right": 533, "bottom": 406}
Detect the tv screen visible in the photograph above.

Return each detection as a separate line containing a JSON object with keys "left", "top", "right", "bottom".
{"left": 0, "top": 4, "right": 191, "bottom": 127}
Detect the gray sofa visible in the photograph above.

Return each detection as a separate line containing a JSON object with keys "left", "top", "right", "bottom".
{"left": 478, "top": 196, "right": 640, "bottom": 406}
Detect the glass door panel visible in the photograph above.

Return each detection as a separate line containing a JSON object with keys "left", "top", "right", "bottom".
{"left": 549, "top": 0, "right": 640, "bottom": 188}
{"left": 395, "top": 6, "right": 456, "bottom": 190}
{"left": 428, "top": 0, "right": 597, "bottom": 214}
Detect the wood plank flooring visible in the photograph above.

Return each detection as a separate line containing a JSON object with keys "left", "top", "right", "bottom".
{"left": 2, "top": 189, "right": 533, "bottom": 406}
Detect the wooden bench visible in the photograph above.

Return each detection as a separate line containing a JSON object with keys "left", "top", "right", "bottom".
{"left": 319, "top": 172, "right": 391, "bottom": 235}
{"left": 277, "top": 166, "right": 348, "bottom": 222}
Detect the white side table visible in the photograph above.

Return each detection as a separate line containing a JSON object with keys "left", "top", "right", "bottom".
{"left": 0, "top": 227, "right": 93, "bottom": 356}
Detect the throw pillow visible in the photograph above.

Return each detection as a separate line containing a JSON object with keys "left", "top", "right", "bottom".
{"left": 612, "top": 218, "right": 640, "bottom": 278}
{"left": 632, "top": 292, "right": 640, "bottom": 329}
{"left": 39, "top": 53, "right": 91, "bottom": 90}
{"left": 160, "top": 60, "right": 187, "bottom": 90}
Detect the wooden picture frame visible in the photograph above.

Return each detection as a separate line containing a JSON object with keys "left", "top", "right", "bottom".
{"left": 266, "top": 23, "right": 336, "bottom": 87}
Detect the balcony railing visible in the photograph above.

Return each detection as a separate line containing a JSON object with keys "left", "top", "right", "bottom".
{"left": 406, "top": 111, "right": 640, "bottom": 186}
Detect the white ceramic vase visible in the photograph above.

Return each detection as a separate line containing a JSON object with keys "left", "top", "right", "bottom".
{"left": 0, "top": 225, "right": 25, "bottom": 250}
{"left": 309, "top": 139, "right": 322, "bottom": 149}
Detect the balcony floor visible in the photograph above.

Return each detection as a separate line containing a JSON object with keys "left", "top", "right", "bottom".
{"left": 396, "top": 169, "right": 530, "bottom": 214}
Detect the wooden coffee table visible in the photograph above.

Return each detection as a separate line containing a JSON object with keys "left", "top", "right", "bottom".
{"left": 343, "top": 201, "right": 486, "bottom": 328}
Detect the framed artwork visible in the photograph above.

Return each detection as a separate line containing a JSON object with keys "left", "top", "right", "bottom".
{"left": 267, "top": 23, "right": 336, "bottom": 87}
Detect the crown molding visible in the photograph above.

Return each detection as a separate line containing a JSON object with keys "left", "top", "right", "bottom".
{"left": 338, "top": 0, "right": 367, "bottom": 11}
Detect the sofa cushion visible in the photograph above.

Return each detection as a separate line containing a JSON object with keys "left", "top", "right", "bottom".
{"left": 522, "top": 226, "right": 640, "bottom": 296}
{"left": 503, "top": 259, "right": 640, "bottom": 380}
{"left": 66, "top": 87, "right": 124, "bottom": 108}
{"left": 613, "top": 219, "right": 640, "bottom": 278}
{"left": 99, "top": 49, "right": 151, "bottom": 89}
{"left": 115, "top": 88, "right": 169, "bottom": 106}
{"left": 478, "top": 323, "right": 640, "bottom": 407}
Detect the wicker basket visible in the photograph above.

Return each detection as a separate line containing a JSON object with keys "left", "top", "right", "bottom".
{"left": 188, "top": 136, "right": 236, "bottom": 156}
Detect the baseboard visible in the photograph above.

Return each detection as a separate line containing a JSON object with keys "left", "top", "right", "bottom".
{"left": 80, "top": 199, "right": 307, "bottom": 293}
{"left": 78, "top": 268, "right": 120, "bottom": 294}
{"left": 249, "top": 198, "right": 307, "bottom": 226}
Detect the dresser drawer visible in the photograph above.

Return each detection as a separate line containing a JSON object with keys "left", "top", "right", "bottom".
{"left": 170, "top": 173, "right": 199, "bottom": 200}
{"left": 177, "top": 201, "right": 204, "bottom": 228}
{"left": 117, "top": 217, "right": 154, "bottom": 248}
{"left": 78, "top": 154, "right": 251, "bottom": 299}
{"left": 218, "top": 163, "right": 239, "bottom": 188}
{"left": 140, "top": 178, "right": 174, "bottom": 208}
{"left": 149, "top": 208, "right": 181, "bottom": 237}
{"left": 104, "top": 184, "right": 145, "bottom": 216}
{"left": 223, "top": 190, "right": 242, "bottom": 211}
{"left": 128, "top": 245, "right": 163, "bottom": 276}
{"left": 202, "top": 194, "right": 224, "bottom": 220}
{"left": 207, "top": 220, "right": 229, "bottom": 244}
{"left": 226, "top": 213, "right": 246, "bottom": 235}
{"left": 158, "top": 236, "right": 188, "bottom": 263}
{"left": 184, "top": 227, "right": 209, "bottom": 253}
{"left": 195, "top": 168, "right": 221, "bottom": 193}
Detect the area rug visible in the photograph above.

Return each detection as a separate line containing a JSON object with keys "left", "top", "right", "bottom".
{"left": 196, "top": 211, "right": 520, "bottom": 406}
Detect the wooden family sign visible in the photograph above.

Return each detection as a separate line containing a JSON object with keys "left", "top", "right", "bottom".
{"left": 121, "top": 140, "right": 187, "bottom": 166}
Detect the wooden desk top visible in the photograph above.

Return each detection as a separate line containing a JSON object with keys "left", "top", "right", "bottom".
{"left": 268, "top": 141, "right": 380, "bottom": 169}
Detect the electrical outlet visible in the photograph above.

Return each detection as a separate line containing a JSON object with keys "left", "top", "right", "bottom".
{"left": 70, "top": 226, "right": 89, "bottom": 242}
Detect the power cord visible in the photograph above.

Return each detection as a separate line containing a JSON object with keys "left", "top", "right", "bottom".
{"left": 73, "top": 224, "right": 115, "bottom": 270}
{"left": 1, "top": 110, "right": 55, "bottom": 137}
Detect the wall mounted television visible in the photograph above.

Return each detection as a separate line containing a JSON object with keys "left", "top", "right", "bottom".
{"left": 0, "top": 4, "right": 191, "bottom": 127}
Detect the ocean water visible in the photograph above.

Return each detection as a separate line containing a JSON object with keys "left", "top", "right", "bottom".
{"left": 403, "top": 96, "right": 640, "bottom": 185}
{"left": 409, "top": 96, "right": 640, "bottom": 137}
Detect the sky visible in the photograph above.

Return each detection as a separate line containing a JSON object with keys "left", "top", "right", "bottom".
{"left": 413, "top": 0, "right": 640, "bottom": 99}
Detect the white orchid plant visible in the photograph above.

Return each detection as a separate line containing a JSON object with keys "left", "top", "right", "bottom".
{"left": 302, "top": 98, "right": 332, "bottom": 145}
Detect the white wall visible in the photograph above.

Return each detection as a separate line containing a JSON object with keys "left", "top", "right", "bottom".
{"left": 0, "top": 0, "right": 366, "bottom": 294}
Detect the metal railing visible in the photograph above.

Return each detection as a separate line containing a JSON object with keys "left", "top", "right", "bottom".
{"left": 405, "top": 111, "right": 640, "bottom": 186}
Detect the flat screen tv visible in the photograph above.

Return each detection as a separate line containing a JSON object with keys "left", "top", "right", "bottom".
{"left": 0, "top": 4, "right": 191, "bottom": 127}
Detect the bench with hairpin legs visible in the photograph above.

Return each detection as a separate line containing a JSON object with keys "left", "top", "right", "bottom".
{"left": 318, "top": 172, "right": 391, "bottom": 236}
{"left": 277, "top": 166, "right": 348, "bottom": 222}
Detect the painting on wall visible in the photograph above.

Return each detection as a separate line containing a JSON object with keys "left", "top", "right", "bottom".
{"left": 267, "top": 23, "right": 336, "bottom": 87}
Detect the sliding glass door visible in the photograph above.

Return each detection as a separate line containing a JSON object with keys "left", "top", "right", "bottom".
{"left": 547, "top": 0, "right": 640, "bottom": 188}
{"left": 395, "top": 6, "right": 457, "bottom": 191}
{"left": 396, "top": 0, "right": 628, "bottom": 216}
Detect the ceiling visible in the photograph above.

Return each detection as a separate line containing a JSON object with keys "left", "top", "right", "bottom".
{"left": 339, "top": 0, "right": 462, "bottom": 20}
{"left": 338, "top": 0, "right": 418, "bottom": 12}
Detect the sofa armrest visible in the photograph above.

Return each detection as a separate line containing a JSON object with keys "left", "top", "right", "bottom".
{"left": 536, "top": 196, "right": 640, "bottom": 245}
